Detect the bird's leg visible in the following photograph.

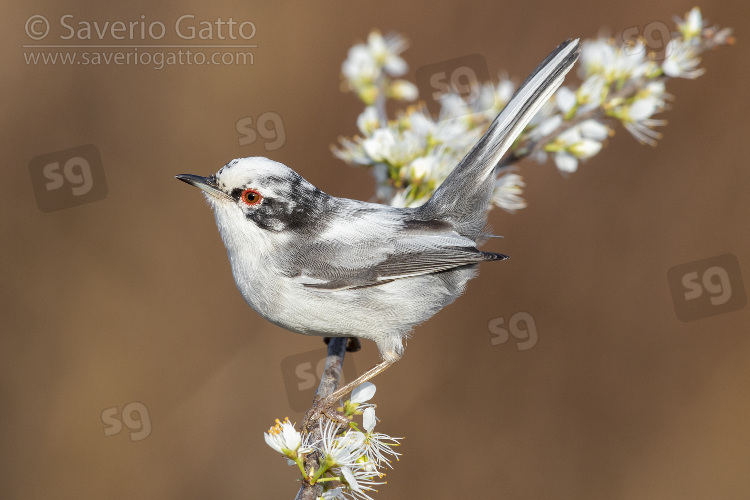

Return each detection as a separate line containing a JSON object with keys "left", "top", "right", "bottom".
{"left": 301, "top": 360, "right": 396, "bottom": 430}
{"left": 326, "top": 360, "right": 394, "bottom": 403}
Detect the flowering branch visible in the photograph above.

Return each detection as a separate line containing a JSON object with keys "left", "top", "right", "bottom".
{"left": 266, "top": 337, "right": 401, "bottom": 500}
{"left": 497, "top": 73, "right": 660, "bottom": 171}
{"left": 296, "top": 337, "right": 348, "bottom": 500}
{"left": 332, "top": 7, "right": 734, "bottom": 210}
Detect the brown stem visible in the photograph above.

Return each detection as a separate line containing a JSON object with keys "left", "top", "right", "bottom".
{"left": 294, "top": 337, "right": 348, "bottom": 500}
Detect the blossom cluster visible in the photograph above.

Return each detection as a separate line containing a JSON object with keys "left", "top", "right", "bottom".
{"left": 264, "top": 383, "right": 401, "bottom": 500}
{"left": 341, "top": 31, "right": 418, "bottom": 107}
{"left": 332, "top": 7, "right": 733, "bottom": 210}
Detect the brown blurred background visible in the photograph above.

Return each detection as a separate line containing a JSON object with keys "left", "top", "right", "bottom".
{"left": 2, "top": 0, "right": 749, "bottom": 498}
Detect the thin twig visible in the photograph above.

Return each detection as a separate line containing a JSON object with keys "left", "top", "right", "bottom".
{"left": 295, "top": 337, "right": 348, "bottom": 500}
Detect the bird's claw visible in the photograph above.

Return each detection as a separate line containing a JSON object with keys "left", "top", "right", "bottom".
{"left": 301, "top": 396, "right": 349, "bottom": 432}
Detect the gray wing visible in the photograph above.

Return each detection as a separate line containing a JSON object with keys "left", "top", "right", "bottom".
{"left": 284, "top": 213, "right": 507, "bottom": 291}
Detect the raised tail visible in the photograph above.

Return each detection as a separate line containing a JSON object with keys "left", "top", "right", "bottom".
{"left": 418, "top": 39, "right": 581, "bottom": 239}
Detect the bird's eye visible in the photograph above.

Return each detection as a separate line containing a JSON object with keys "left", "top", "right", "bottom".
{"left": 240, "top": 188, "right": 263, "bottom": 206}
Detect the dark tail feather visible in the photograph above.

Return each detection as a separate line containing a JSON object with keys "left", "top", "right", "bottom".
{"left": 419, "top": 39, "right": 581, "bottom": 238}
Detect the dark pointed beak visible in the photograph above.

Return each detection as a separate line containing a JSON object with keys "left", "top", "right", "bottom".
{"left": 175, "top": 174, "right": 232, "bottom": 201}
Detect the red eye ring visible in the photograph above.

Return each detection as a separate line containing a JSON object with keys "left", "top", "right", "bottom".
{"left": 240, "top": 188, "right": 263, "bottom": 206}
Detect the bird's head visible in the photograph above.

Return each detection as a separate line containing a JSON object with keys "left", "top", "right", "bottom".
{"left": 176, "top": 157, "right": 327, "bottom": 241}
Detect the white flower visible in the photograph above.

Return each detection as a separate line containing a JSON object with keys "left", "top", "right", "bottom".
{"left": 623, "top": 117, "right": 666, "bottom": 146}
{"left": 340, "top": 31, "right": 410, "bottom": 105}
{"left": 359, "top": 406, "right": 402, "bottom": 468}
{"left": 342, "top": 31, "right": 409, "bottom": 85}
{"left": 554, "top": 152, "right": 579, "bottom": 173}
{"left": 579, "top": 119, "right": 610, "bottom": 141}
{"left": 614, "top": 40, "right": 652, "bottom": 81}
{"left": 555, "top": 86, "right": 576, "bottom": 115}
{"left": 569, "top": 139, "right": 602, "bottom": 159}
{"left": 663, "top": 39, "right": 706, "bottom": 79}
{"left": 388, "top": 79, "right": 418, "bottom": 100}
{"left": 351, "top": 382, "right": 376, "bottom": 404}
{"left": 357, "top": 106, "right": 381, "bottom": 136}
{"left": 576, "top": 75, "right": 607, "bottom": 112}
{"left": 622, "top": 99, "right": 666, "bottom": 146}
{"left": 438, "top": 93, "right": 471, "bottom": 120}
{"left": 361, "top": 128, "right": 423, "bottom": 166}
{"left": 629, "top": 98, "right": 659, "bottom": 122}
{"left": 320, "top": 421, "right": 364, "bottom": 469}
{"left": 492, "top": 173, "right": 527, "bottom": 212}
{"left": 407, "top": 111, "right": 435, "bottom": 138}
{"left": 362, "top": 407, "right": 377, "bottom": 433}
{"left": 528, "top": 113, "right": 562, "bottom": 140}
{"left": 407, "top": 156, "right": 435, "bottom": 182}
{"left": 340, "top": 467, "right": 361, "bottom": 494}
{"left": 338, "top": 465, "right": 384, "bottom": 500}
{"left": 607, "top": 79, "right": 668, "bottom": 146}
{"left": 545, "top": 123, "right": 604, "bottom": 173}
{"left": 642, "top": 80, "right": 668, "bottom": 104}
{"left": 264, "top": 418, "right": 303, "bottom": 458}
{"left": 316, "top": 414, "right": 387, "bottom": 500}
{"left": 319, "top": 487, "right": 345, "bottom": 499}
{"left": 677, "top": 7, "right": 703, "bottom": 42}
{"left": 619, "top": 88, "right": 667, "bottom": 146}
{"left": 580, "top": 38, "right": 651, "bottom": 83}
{"left": 433, "top": 118, "right": 480, "bottom": 146}
{"left": 580, "top": 38, "right": 618, "bottom": 79}
{"left": 332, "top": 137, "right": 371, "bottom": 166}
{"left": 342, "top": 45, "right": 378, "bottom": 87}
{"left": 367, "top": 31, "right": 408, "bottom": 77}
{"left": 554, "top": 125, "right": 581, "bottom": 148}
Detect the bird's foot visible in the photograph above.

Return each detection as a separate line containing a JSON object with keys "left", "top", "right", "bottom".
{"left": 301, "top": 396, "right": 349, "bottom": 432}
{"left": 323, "top": 336, "right": 361, "bottom": 353}
{"left": 345, "top": 337, "right": 361, "bottom": 353}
